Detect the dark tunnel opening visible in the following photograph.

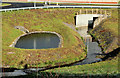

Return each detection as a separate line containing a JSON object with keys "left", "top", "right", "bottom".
{"left": 88, "top": 17, "right": 98, "bottom": 31}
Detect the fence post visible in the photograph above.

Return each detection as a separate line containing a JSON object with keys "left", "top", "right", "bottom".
{"left": 100, "top": 9, "right": 102, "bottom": 14}
{"left": 56, "top": 2, "right": 59, "bottom": 5}
{"left": 77, "top": 12, "right": 78, "bottom": 15}
{"left": 110, "top": 10, "right": 112, "bottom": 16}
{"left": 80, "top": 9, "right": 81, "bottom": 14}
{"left": 92, "top": 9, "right": 93, "bottom": 14}
{"left": 105, "top": 10, "right": 106, "bottom": 15}
{"left": 45, "top": 1, "right": 47, "bottom": 5}
{"left": 86, "top": 9, "right": 87, "bottom": 14}
{"left": 100, "top": 15, "right": 102, "bottom": 22}
{"left": 96, "top": 9, "right": 98, "bottom": 14}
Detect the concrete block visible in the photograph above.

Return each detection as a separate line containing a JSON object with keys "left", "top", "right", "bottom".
{"left": 76, "top": 14, "right": 101, "bottom": 27}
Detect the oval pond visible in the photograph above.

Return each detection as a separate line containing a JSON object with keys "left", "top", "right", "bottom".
{"left": 15, "top": 33, "right": 60, "bottom": 49}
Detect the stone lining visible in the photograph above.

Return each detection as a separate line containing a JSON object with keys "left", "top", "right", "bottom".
{"left": 9, "top": 31, "right": 63, "bottom": 48}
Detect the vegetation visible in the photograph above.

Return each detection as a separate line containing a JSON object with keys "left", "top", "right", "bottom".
{"left": 2, "top": 7, "right": 119, "bottom": 77}
{"left": 43, "top": 56, "right": 119, "bottom": 77}
{"left": 119, "top": 1, "right": 120, "bottom": 4}
{"left": 2, "top": 8, "right": 86, "bottom": 69}
{"left": 39, "top": 8, "right": 119, "bottom": 77}
{"left": 0, "top": 3, "right": 11, "bottom": 7}
{"left": 90, "top": 9, "right": 119, "bottom": 53}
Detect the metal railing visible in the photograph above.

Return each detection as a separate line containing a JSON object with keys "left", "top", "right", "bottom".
{"left": 76, "top": 9, "right": 112, "bottom": 15}
{"left": 0, "top": 5, "right": 119, "bottom": 12}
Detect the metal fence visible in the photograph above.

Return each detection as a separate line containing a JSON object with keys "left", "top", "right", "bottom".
{"left": 0, "top": 5, "right": 119, "bottom": 12}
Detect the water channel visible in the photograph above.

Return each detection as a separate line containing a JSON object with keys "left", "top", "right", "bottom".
{"left": 63, "top": 22, "right": 102, "bottom": 65}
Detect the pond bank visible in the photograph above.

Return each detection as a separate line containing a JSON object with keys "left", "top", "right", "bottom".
{"left": 9, "top": 31, "right": 63, "bottom": 48}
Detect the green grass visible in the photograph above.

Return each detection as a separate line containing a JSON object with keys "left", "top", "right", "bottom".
{"left": 2, "top": 8, "right": 86, "bottom": 69}
{"left": 90, "top": 9, "right": 119, "bottom": 53}
{"left": 44, "top": 56, "right": 119, "bottom": 76}
{"left": 2, "top": 8, "right": 119, "bottom": 77}
{"left": 10, "top": 54, "right": 119, "bottom": 77}
{"left": 0, "top": 3, "right": 11, "bottom": 7}
{"left": 102, "top": 9, "right": 118, "bottom": 36}
{"left": 39, "top": 8, "right": 119, "bottom": 77}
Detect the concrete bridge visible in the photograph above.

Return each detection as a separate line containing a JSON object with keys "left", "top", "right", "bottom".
{"left": 76, "top": 9, "right": 111, "bottom": 28}
{"left": 76, "top": 9, "right": 111, "bottom": 41}
{"left": 76, "top": 14, "right": 103, "bottom": 28}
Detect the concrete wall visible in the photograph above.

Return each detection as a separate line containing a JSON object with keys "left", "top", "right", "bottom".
{"left": 76, "top": 14, "right": 102, "bottom": 27}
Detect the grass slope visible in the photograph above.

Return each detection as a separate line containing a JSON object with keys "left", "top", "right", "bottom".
{"left": 0, "top": 3, "right": 11, "bottom": 7}
{"left": 2, "top": 8, "right": 86, "bottom": 69}
{"left": 41, "top": 9, "right": 119, "bottom": 77}
{"left": 90, "top": 9, "right": 119, "bottom": 53}
{"left": 44, "top": 57, "right": 119, "bottom": 77}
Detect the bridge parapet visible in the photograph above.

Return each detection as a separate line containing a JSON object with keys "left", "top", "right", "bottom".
{"left": 76, "top": 9, "right": 111, "bottom": 28}
{"left": 76, "top": 9, "right": 111, "bottom": 15}
{"left": 93, "top": 15, "right": 108, "bottom": 28}
{"left": 75, "top": 9, "right": 111, "bottom": 42}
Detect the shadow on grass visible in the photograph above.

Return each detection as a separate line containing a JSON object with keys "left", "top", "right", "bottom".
{"left": 2, "top": 72, "right": 120, "bottom": 78}
{"left": 0, "top": 68, "right": 17, "bottom": 72}
{"left": 101, "top": 47, "right": 120, "bottom": 61}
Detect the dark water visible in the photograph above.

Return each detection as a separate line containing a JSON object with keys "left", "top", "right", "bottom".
{"left": 73, "top": 40, "right": 102, "bottom": 65}
{"left": 15, "top": 33, "right": 60, "bottom": 49}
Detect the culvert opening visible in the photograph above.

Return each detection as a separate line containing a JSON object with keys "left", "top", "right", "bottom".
{"left": 88, "top": 17, "right": 98, "bottom": 31}
{"left": 14, "top": 33, "right": 61, "bottom": 49}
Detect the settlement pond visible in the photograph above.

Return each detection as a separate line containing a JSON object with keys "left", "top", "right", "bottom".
{"left": 11, "top": 32, "right": 62, "bottom": 49}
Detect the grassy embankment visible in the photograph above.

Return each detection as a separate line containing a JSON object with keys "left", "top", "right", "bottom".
{"left": 39, "top": 9, "right": 119, "bottom": 77}
{"left": 90, "top": 9, "right": 119, "bottom": 53}
{"left": 7, "top": 9, "right": 119, "bottom": 78}
{"left": 0, "top": 3, "right": 11, "bottom": 7}
{"left": 2, "top": 8, "right": 86, "bottom": 69}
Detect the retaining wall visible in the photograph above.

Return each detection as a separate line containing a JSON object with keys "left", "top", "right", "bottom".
{"left": 76, "top": 14, "right": 102, "bottom": 27}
